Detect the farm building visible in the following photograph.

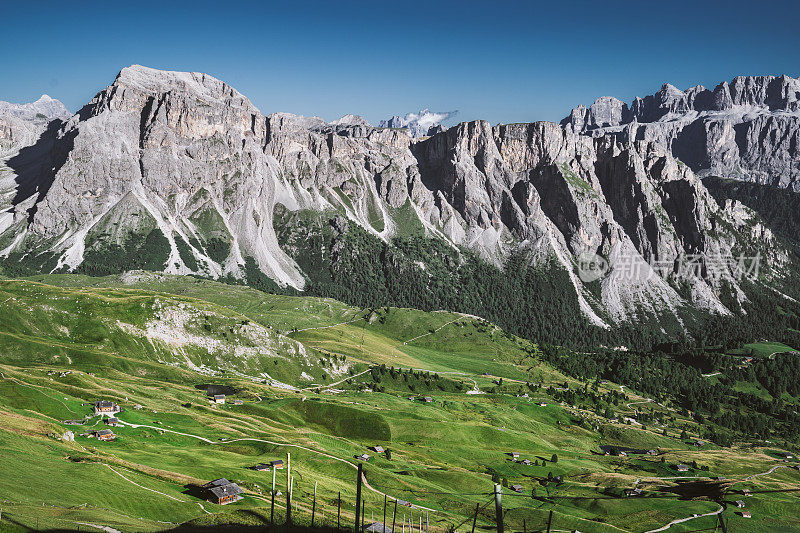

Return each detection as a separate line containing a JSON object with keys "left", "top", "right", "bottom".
{"left": 675, "top": 464, "right": 689, "bottom": 472}
{"left": 508, "top": 452, "right": 520, "bottom": 459}
{"left": 624, "top": 488, "right": 642, "bottom": 497}
{"left": 422, "top": 397, "right": 433, "bottom": 403}
{"left": 94, "top": 429, "right": 116, "bottom": 441}
{"left": 370, "top": 445, "right": 385, "bottom": 453}
{"left": 104, "top": 417, "right": 119, "bottom": 426}
{"left": 741, "top": 511, "right": 752, "bottom": 518}
{"left": 94, "top": 401, "right": 119, "bottom": 416}
{"left": 210, "top": 394, "right": 226, "bottom": 404}
{"left": 230, "top": 399, "right": 244, "bottom": 405}
{"left": 354, "top": 454, "right": 371, "bottom": 461}
{"left": 253, "top": 460, "right": 284, "bottom": 471}
{"left": 510, "top": 484, "right": 524, "bottom": 493}
{"left": 202, "top": 478, "right": 243, "bottom": 505}
{"left": 363, "top": 522, "right": 393, "bottom": 533}
{"left": 735, "top": 501, "right": 745, "bottom": 508}
{"left": 521, "top": 459, "right": 531, "bottom": 466}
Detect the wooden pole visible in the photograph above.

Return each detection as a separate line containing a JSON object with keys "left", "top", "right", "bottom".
{"left": 546, "top": 510, "right": 553, "bottom": 533}
{"left": 391, "top": 499, "right": 398, "bottom": 533}
{"left": 426, "top": 510, "right": 429, "bottom": 533}
{"left": 287, "top": 453, "right": 292, "bottom": 525}
{"left": 270, "top": 490, "right": 275, "bottom": 525}
{"left": 471, "top": 503, "right": 479, "bottom": 533}
{"left": 494, "top": 484, "right": 504, "bottom": 533}
{"left": 523, "top": 518, "right": 526, "bottom": 533}
{"left": 362, "top": 500, "right": 365, "bottom": 531}
{"left": 410, "top": 508, "right": 413, "bottom": 533}
{"left": 383, "top": 494, "right": 387, "bottom": 530}
{"left": 338, "top": 491, "right": 341, "bottom": 531}
{"left": 355, "top": 463, "right": 363, "bottom": 533}
{"left": 312, "top": 481, "right": 318, "bottom": 527}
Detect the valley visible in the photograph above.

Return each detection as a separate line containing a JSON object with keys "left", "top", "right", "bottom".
{"left": 0, "top": 275, "right": 798, "bottom": 531}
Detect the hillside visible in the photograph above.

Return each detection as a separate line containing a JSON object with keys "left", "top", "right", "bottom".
{"left": 0, "top": 275, "right": 799, "bottom": 531}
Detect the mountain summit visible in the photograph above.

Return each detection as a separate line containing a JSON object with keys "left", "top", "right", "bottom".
{"left": 0, "top": 66, "right": 794, "bottom": 341}
{"left": 562, "top": 75, "right": 800, "bottom": 189}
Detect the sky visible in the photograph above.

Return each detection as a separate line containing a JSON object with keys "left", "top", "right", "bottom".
{"left": 2, "top": 0, "right": 799, "bottom": 125}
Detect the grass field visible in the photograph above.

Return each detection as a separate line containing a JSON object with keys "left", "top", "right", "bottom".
{"left": 0, "top": 274, "right": 798, "bottom": 531}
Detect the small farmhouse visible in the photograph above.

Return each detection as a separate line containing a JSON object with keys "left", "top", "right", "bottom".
{"left": 354, "top": 454, "right": 371, "bottom": 461}
{"left": 363, "top": 522, "right": 393, "bottom": 533}
{"left": 104, "top": 417, "right": 119, "bottom": 426}
{"left": 94, "top": 401, "right": 120, "bottom": 416}
{"left": 230, "top": 399, "right": 244, "bottom": 405}
{"left": 210, "top": 394, "right": 226, "bottom": 404}
{"left": 202, "top": 478, "right": 243, "bottom": 505}
{"left": 675, "top": 464, "right": 689, "bottom": 472}
{"left": 94, "top": 429, "right": 116, "bottom": 441}
{"left": 510, "top": 484, "right": 524, "bottom": 493}
{"left": 370, "top": 445, "right": 385, "bottom": 453}
{"left": 253, "top": 460, "right": 284, "bottom": 471}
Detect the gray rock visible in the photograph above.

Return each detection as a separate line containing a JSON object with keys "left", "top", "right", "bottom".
{"left": 562, "top": 75, "right": 800, "bottom": 189}
{"left": 0, "top": 65, "right": 786, "bottom": 328}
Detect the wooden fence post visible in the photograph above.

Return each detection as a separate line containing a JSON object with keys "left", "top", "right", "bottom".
{"left": 471, "top": 502, "right": 479, "bottom": 533}
{"left": 286, "top": 453, "right": 292, "bottom": 526}
{"left": 312, "top": 481, "right": 317, "bottom": 527}
{"left": 355, "top": 463, "right": 363, "bottom": 533}
{"left": 391, "top": 499, "right": 398, "bottom": 533}
{"left": 494, "top": 484, "right": 503, "bottom": 533}
{"left": 383, "top": 494, "right": 387, "bottom": 530}
{"left": 338, "top": 491, "right": 342, "bottom": 531}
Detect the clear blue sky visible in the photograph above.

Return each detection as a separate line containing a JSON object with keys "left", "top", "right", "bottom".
{"left": 2, "top": 0, "right": 798, "bottom": 125}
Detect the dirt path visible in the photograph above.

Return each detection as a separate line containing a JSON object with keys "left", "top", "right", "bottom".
{"left": 402, "top": 317, "right": 462, "bottom": 345}
{"left": 103, "top": 464, "right": 185, "bottom": 502}
{"left": 643, "top": 503, "right": 724, "bottom": 533}
{"left": 299, "top": 368, "right": 372, "bottom": 392}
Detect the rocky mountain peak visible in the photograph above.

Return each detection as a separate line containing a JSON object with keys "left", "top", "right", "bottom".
{"left": 562, "top": 74, "right": 800, "bottom": 189}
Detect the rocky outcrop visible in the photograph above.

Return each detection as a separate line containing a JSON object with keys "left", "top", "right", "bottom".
{"left": 562, "top": 75, "right": 800, "bottom": 189}
{"left": 0, "top": 66, "right": 785, "bottom": 328}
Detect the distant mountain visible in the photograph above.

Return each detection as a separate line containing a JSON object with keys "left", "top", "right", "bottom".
{"left": 0, "top": 65, "right": 797, "bottom": 348}
{"left": 0, "top": 94, "right": 71, "bottom": 157}
{"left": 562, "top": 75, "right": 800, "bottom": 189}
{"left": 379, "top": 109, "right": 457, "bottom": 137}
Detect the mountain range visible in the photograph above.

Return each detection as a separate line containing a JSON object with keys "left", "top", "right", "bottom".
{"left": 1, "top": 66, "right": 799, "bottom": 347}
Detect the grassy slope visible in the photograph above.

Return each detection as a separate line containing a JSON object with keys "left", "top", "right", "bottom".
{"left": 0, "top": 274, "right": 797, "bottom": 531}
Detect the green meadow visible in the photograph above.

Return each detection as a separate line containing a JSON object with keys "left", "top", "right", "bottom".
{"left": 0, "top": 275, "right": 797, "bottom": 531}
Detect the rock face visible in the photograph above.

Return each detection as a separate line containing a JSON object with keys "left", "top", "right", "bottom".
{"left": 0, "top": 66, "right": 786, "bottom": 327}
{"left": 562, "top": 75, "right": 800, "bottom": 189}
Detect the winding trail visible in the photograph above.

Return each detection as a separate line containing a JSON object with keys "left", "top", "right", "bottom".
{"left": 402, "top": 317, "right": 462, "bottom": 345}
{"left": 103, "top": 464, "right": 185, "bottom": 502}
{"left": 643, "top": 504, "right": 724, "bottom": 533}
{"left": 299, "top": 368, "right": 372, "bottom": 392}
